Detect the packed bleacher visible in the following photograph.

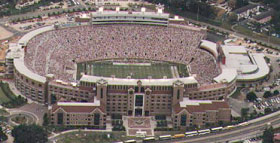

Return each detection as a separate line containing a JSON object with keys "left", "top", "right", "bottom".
{"left": 24, "top": 24, "right": 220, "bottom": 84}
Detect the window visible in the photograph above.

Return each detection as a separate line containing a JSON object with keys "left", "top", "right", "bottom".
{"left": 141, "top": 87, "right": 144, "bottom": 92}
{"left": 135, "top": 95, "right": 143, "bottom": 107}
{"left": 135, "top": 86, "right": 139, "bottom": 92}
{"left": 128, "top": 110, "right": 133, "bottom": 116}
{"left": 177, "top": 90, "right": 180, "bottom": 100}
{"left": 181, "top": 114, "right": 187, "bottom": 126}
{"left": 94, "top": 113, "right": 100, "bottom": 125}
{"left": 57, "top": 113, "right": 63, "bottom": 125}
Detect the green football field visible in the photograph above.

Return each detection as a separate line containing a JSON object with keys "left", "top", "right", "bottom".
{"left": 77, "top": 61, "right": 188, "bottom": 80}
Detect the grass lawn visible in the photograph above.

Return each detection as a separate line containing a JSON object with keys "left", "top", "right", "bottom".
{"left": 11, "top": 115, "right": 27, "bottom": 124}
{"left": 77, "top": 61, "right": 188, "bottom": 80}
{"left": 0, "top": 82, "right": 26, "bottom": 108}
{"left": 0, "top": 88, "right": 11, "bottom": 104}
{"left": 57, "top": 131, "right": 140, "bottom": 143}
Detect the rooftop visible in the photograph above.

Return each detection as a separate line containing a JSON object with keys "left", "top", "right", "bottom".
{"left": 221, "top": 44, "right": 269, "bottom": 81}
{"left": 51, "top": 104, "right": 104, "bottom": 113}
{"left": 51, "top": 97, "right": 103, "bottom": 113}
{"left": 80, "top": 75, "right": 198, "bottom": 86}
{"left": 233, "top": 4, "right": 258, "bottom": 14}
{"left": 176, "top": 98, "right": 229, "bottom": 114}
{"left": 214, "top": 68, "right": 237, "bottom": 83}
{"left": 253, "top": 10, "right": 274, "bottom": 21}
{"left": 91, "top": 6, "right": 169, "bottom": 18}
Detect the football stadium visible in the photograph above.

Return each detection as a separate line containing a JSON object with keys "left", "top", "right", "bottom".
{"left": 6, "top": 6, "right": 269, "bottom": 135}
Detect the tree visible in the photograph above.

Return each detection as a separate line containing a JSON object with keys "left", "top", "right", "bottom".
{"left": 235, "top": 0, "right": 249, "bottom": 9}
{"left": 12, "top": 124, "right": 48, "bottom": 143}
{"left": 249, "top": 110, "right": 258, "bottom": 119}
{"left": 273, "top": 90, "right": 279, "bottom": 96}
{"left": 263, "top": 0, "right": 277, "bottom": 5}
{"left": 246, "top": 91, "right": 257, "bottom": 102}
{"left": 143, "top": 0, "right": 215, "bottom": 18}
{"left": 228, "top": 0, "right": 237, "bottom": 9}
{"left": 218, "top": 121, "right": 224, "bottom": 126}
{"left": 241, "top": 108, "right": 249, "bottom": 121}
{"left": 43, "top": 113, "right": 49, "bottom": 126}
{"left": 264, "top": 56, "right": 270, "bottom": 63}
{"left": 264, "top": 108, "right": 272, "bottom": 114}
{"left": 0, "top": 127, "right": 8, "bottom": 142}
{"left": 263, "top": 91, "right": 272, "bottom": 98}
{"left": 262, "top": 126, "right": 274, "bottom": 143}
{"left": 228, "top": 13, "right": 238, "bottom": 23}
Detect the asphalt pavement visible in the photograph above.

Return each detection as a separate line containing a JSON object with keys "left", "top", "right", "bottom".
{"left": 158, "top": 111, "right": 280, "bottom": 143}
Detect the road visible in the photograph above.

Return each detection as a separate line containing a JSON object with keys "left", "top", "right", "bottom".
{"left": 183, "top": 17, "right": 280, "bottom": 49}
{"left": 157, "top": 111, "right": 280, "bottom": 143}
{"left": 0, "top": 4, "right": 87, "bottom": 24}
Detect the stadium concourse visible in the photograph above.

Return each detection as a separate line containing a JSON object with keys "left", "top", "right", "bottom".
{"left": 5, "top": 6, "right": 269, "bottom": 134}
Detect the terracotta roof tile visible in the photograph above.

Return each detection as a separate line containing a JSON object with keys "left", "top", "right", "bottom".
{"left": 174, "top": 101, "right": 229, "bottom": 114}
{"left": 52, "top": 102, "right": 105, "bottom": 113}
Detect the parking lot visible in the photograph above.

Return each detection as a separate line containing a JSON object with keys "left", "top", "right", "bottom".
{"left": 253, "top": 96, "right": 280, "bottom": 112}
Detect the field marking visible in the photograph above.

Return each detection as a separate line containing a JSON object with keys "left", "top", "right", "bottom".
{"left": 173, "top": 66, "right": 179, "bottom": 78}
{"left": 78, "top": 62, "right": 182, "bottom": 79}
{"left": 113, "top": 62, "right": 151, "bottom": 66}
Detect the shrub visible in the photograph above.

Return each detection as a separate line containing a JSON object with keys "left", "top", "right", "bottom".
{"left": 263, "top": 91, "right": 272, "bottom": 98}
{"left": 246, "top": 91, "right": 257, "bottom": 102}
{"left": 273, "top": 90, "right": 279, "bottom": 95}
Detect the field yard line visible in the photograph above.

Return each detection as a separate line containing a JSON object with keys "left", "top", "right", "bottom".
{"left": 170, "top": 66, "right": 176, "bottom": 78}
{"left": 113, "top": 62, "right": 151, "bottom": 66}
{"left": 173, "top": 66, "right": 179, "bottom": 78}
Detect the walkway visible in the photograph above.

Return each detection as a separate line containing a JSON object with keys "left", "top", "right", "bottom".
{"left": 123, "top": 116, "right": 156, "bottom": 136}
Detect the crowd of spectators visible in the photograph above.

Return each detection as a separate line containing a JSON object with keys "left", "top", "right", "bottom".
{"left": 24, "top": 24, "right": 220, "bottom": 84}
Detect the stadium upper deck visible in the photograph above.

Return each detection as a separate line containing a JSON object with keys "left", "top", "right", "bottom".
{"left": 23, "top": 24, "right": 218, "bottom": 84}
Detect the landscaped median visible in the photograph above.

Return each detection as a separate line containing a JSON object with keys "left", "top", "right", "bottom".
{"left": 0, "top": 81, "right": 26, "bottom": 108}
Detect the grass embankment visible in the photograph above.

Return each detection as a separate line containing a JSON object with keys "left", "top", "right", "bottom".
{"left": 0, "top": 81, "right": 26, "bottom": 108}
{"left": 57, "top": 131, "right": 139, "bottom": 143}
